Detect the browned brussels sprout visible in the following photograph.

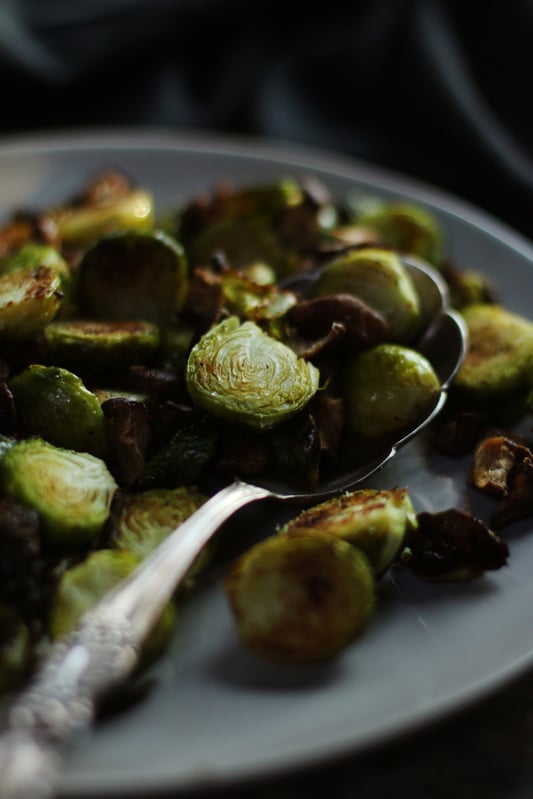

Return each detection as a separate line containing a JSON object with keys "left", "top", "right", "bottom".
{"left": 0, "top": 438, "right": 117, "bottom": 550}
{"left": 0, "top": 266, "right": 63, "bottom": 339}
{"left": 452, "top": 304, "right": 533, "bottom": 408}
{"left": 279, "top": 487, "right": 417, "bottom": 575}
{"left": 185, "top": 316, "right": 320, "bottom": 431}
{"left": 77, "top": 231, "right": 188, "bottom": 324}
{"left": 47, "top": 549, "right": 176, "bottom": 667}
{"left": 9, "top": 364, "right": 109, "bottom": 458}
{"left": 44, "top": 319, "right": 160, "bottom": 379}
{"left": 225, "top": 530, "right": 375, "bottom": 662}
{"left": 343, "top": 343, "right": 441, "bottom": 439}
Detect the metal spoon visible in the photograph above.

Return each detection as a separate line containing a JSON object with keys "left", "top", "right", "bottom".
{"left": 0, "top": 258, "right": 467, "bottom": 799}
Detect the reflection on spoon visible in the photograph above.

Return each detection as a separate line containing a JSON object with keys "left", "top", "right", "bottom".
{"left": 0, "top": 258, "right": 467, "bottom": 799}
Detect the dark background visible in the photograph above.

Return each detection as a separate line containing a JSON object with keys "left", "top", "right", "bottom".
{"left": 3, "top": 0, "right": 533, "bottom": 242}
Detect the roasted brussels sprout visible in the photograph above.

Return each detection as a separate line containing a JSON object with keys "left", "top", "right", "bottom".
{"left": 279, "top": 488, "right": 417, "bottom": 575}
{"left": 44, "top": 319, "right": 160, "bottom": 378}
{"left": 0, "top": 266, "right": 62, "bottom": 339}
{"left": 343, "top": 343, "right": 441, "bottom": 438}
{"left": 311, "top": 247, "right": 421, "bottom": 341}
{"left": 225, "top": 530, "right": 375, "bottom": 662}
{"left": 77, "top": 231, "right": 188, "bottom": 324}
{"left": 452, "top": 304, "right": 533, "bottom": 408}
{"left": 353, "top": 200, "right": 444, "bottom": 266}
{"left": 47, "top": 549, "right": 176, "bottom": 666}
{"left": 53, "top": 188, "right": 154, "bottom": 247}
{"left": 111, "top": 485, "right": 212, "bottom": 582}
{"left": 9, "top": 364, "right": 109, "bottom": 457}
{"left": 186, "top": 316, "right": 320, "bottom": 431}
{"left": 0, "top": 438, "right": 117, "bottom": 549}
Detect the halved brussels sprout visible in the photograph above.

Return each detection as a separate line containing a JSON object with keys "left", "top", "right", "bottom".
{"left": 452, "top": 304, "right": 533, "bottom": 407}
{"left": 279, "top": 488, "right": 417, "bottom": 575}
{"left": 53, "top": 188, "right": 154, "bottom": 247}
{"left": 225, "top": 530, "right": 375, "bottom": 662}
{"left": 77, "top": 231, "right": 188, "bottom": 324}
{"left": 354, "top": 200, "right": 444, "bottom": 266}
{"left": 187, "top": 217, "right": 287, "bottom": 274}
{"left": 186, "top": 316, "right": 320, "bottom": 431}
{"left": 44, "top": 319, "right": 160, "bottom": 378}
{"left": 47, "top": 549, "right": 176, "bottom": 667}
{"left": 311, "top": 247, "right": 421, "bottom": 341}
{"left": 111, "top": 485, "right": 212, "bottom": 584}
{"left": 0, "top": 242, "right": 70, "bottom": 281}
{"left": 9, "top": 364, "right": 109, "bottom": 457}
{"left": 343, "top": 343, "right": 441, "bottom": 438}
{"left": 0, "top": 266, "right": 62, "bottom": 339}
{"left": 0, "top": 438, "right": 117, "bottom": 549}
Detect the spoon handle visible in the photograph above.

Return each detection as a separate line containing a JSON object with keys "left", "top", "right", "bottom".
{"left": 0, "top": 479, "right": 270, "bottom": 799}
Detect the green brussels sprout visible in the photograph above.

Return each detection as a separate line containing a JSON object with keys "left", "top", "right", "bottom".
{"left": 1, "top": 242, "right": 70, "bottom": 281}
{"left": 311, "top": 247, "right": 421, "bottom": 341}
{"left": 225, "top": 530, "right": 375, "bottom": 662}
{"left": 0, "top": 266, "right": 62, "bottom": 339}
{"left": 54, "top": 188, "right": 154, "bottom": 247}
{"left": 47, "top": 549, "right": 176, "bottom": 667}
{"left": 343, "top": 343, "right": 441, "bottom": 438}
{"left": 452, "top": 304, "right": 533, "bottom": 407}
{"left": 0, "top": 242, "right": 77, "bottom": 319}
{"left": 279, "top": 487, "right": 417, "bottom": 575}
{"left": 186, "top": 316, "right": 320, "bottom": 431}
{"left": 111, "top": 486, "right": 212, "bottom": 583}
{"left": 354, "top": 200, "right": 444, "bottom": 266}
{"left": 77, "top": 230, "right": 188, "bottom": 324}
{"left": 0, "top": 605, "right": 32, "bottom": 694}
{"left": 0, "top": 438, "right": 117, "bottom": 549}
{"left": 9, "top": 364, "right": 109, "bottom": 458}
{"left": 44, "top": 319, "right": 160, "bottom": 378}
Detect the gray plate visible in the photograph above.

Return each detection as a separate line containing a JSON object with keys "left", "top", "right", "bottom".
{"left": 1, "top": 129, "right": 532, "bottom": 797}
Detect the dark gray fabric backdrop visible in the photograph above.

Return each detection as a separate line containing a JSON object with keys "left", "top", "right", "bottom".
{"left": 2, "top": 0, "right": 533, "bottom": 240}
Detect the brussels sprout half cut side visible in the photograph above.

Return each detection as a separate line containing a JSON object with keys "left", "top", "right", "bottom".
{"left": 0, "top": 266, "right": 63, "bottom": 339}
{"left": 44, "top": 319, "right": 160, "bottom": 378}
{"left": 225, "top": 530, "right": 375, "bottom": 663}
{"left": 48, "top": 549, "right": 176, "bottom": 668}
{"left": 452, "top": 303, "right": 533, "bottom": 407}
{"left": 278, "top": 487, "right": 418, "bottom": 576}
{"left": 186, "top": 316, "right": 320, "bottom": 431}
{"left": 78, "top": 230, "right": 188, "bottom": 324}
{"left": 0, "top": 438, "right": 117, "bottom": 550}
